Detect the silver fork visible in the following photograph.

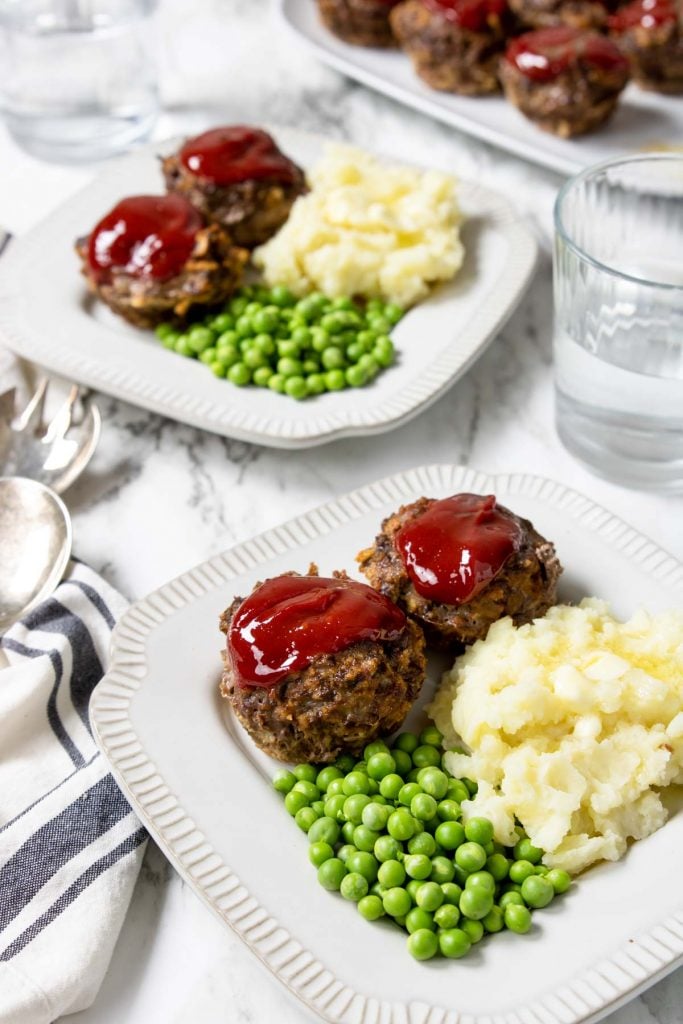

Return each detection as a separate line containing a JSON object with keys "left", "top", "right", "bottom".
{"left": 0, "top": 378, "right": 101, "bottom": 494}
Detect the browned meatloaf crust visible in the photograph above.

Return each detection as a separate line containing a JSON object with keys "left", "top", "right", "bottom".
{"left": 75, "top": 224, "right": 247, "bottom": 330}
{"left": 609, "top": 7, "right": 683, "bottom": 91}
{"left": 219, "top": 577, "right": 427, "bottom": 764}
{"left": 390, "top": 0, "right": 508, "bottom": 95}
{"left": 508, "top": 0, "right": 610, "bottom": 29}
{"left": 356, "top": 497, "right": 562, "bottom": 650}
{"left": 499, "top": 39, "right": 629, "bottom": 136}
{"left": 161, "top": 158, "right": 306, "bottom": 249}
{"left": 318, "top": 0, "right": 401, "bottom": 46}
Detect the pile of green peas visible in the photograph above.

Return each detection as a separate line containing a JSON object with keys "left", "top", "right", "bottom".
{"left": 154, "top": 285, "right": 403, "bottom": 399}
{"left": 272, "top": 725, "right": 572, "bottom": 961}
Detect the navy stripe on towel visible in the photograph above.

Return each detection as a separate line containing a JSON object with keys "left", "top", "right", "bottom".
{"left": 0, "top": 775, "right": 132, "bottom": 933}
{"left": 0, "top": 827, "right": 147, "bottom": 961}
{"left": 64, "top": 579, "right": 116, "bottom": 631}
{"left": 22, "top": 599, "right": 103, "bottom": 731}
{"left": 0, "top": 638, "right": 85, "bottom": 769}
{"left": 0, "top": 753, "right": 101, "bottom": 837}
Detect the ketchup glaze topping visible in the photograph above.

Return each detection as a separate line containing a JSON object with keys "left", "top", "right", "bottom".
{"left": 608, "top": 0, "right": 677, "bottom": 32}
{"left": 179, "top": 126, "right": 301, "bottom": 186}
{"left": 228, "top": 575, "right": 406, "bottom": 689}
{"left": 422, "top": 0, "right": 507, "bottom": 31}
{"left": 395, "top": 494, "right": 524, "bottom": 605}
{"left": 87, "top": 194, "right": 202, "bottom": 284}
{"left": 505, "top": 26, "right": 628, "bottom": 80}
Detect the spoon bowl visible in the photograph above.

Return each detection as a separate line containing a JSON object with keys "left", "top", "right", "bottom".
{"left": 0, "top": 477, "right": 72, "bottom": 631}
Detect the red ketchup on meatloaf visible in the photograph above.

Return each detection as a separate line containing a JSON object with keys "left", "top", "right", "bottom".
{"left": 505, "top": 26, "right": 628, "bottom": 79}
{"left": 87, "top": 194, "right": 202, "bottom": 284}
{"left": 178, "top": 126, "right": 301, "bottom": 186}
{"left": 608, "top": 0, "right": 677, "bottom": 31}
{"left": 422, "top": 0, "right": 507, "bottom": 30}
{"left": 395, "top": 494, "right": 524, "bottom": 604}
{"left": 228, "top": 575, "right": 407, "bottom": 688}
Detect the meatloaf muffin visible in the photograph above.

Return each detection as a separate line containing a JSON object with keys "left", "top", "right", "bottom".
{"left": 357, "top": 494, "right": 562, "bottom": 650}
{"left": 390, "top": 0, "right": 511, "bottom": 95}
{"left": 162, "top": 126, "right": 306, "bottom": 249}
{"left": 219, "top": 569, "right": 426, "bottom": 764}
{"left": 76, "top": 193, "right": 247, "bottom": 329}
{"left": 317, "top": 0, "right": 402, "bottom": 45}
{"left": 608, "top": 0, "right": 683, "bottom": 92}
{"left": 500, "top": 27, "right": 629, "bottom": 136}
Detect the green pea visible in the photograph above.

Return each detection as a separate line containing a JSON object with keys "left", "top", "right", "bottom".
{"left": 235, "top": 315, "right": 253, "bottom": 339}
{"left": 378, "top": 859, "right": 405, "bottom": 888}
{"left": 242, "top": 348, "right": 267, "bottom": 370}
{"left": 270, "top": 285, "right": 295, "bottom": 307}
{"left": 295, "top": 806, "right": 319, "bottom": 832}
{"left": 335, "top": 754, "right": 356, "bottom": 773}
{"left": 308, "top": 816, "right": 340, "bottom": 846}
{"left": 324, "top": 369, "right": 346, "bottom": 391}
{"left": 383, "top": 886, "right": 412, "bottom": 918}
{"left": 407, "top": 832, "right": 436, "bottom": 857}
{"left": 415, "top": 881, "right": 443, "bottom": 912}
{"left": 251, "top": 309, "right": 278, "bottom": 334}
{"left": 309, "top": 841, "right": 334, "bottom": 867}
{"left": 390, "top": 749, "right": 412, "bottom": 776}
{"left": 216, "top": 344, "right": 240, "bottom": 368}
{"left": 486, "top": 853, "right": 510, "bottom": 881}
{"left": 302, "top": 358, "right": 320, "bottom": 374}
{"left": 188, "top": 326, "right": 216, "bottom": 353}
{"left": 277, "top": 356, "right": 303, "bottom": 377}
{"left": 227, "top": 362, "right": 251, "bottom": 386}
{"left": 321, "top": 346, "right": 346, "bottom": 371}
{"left": 412, "top": 745, "right": 441, "bottom": 770}
{"left": 404, "top": 854, "right": 432, "bottom": 880}
{"left": 514, "top": 837, "right": 544, "bottom": 864}
{"left": 434, "top": 903, "right": 460, "bottom": 929}
{"left": 499, "top": 890, "right": 525, "bottom": 909}
{"left": 368, "top": 315, "right": 391, "bottom": 334}
{"left": 229, "top": 296, "right": 249, "bottom": 317}
{"left": 384, "top": 302, "right": 404, "bottom": 324}
{"left": 343, "top": 771, "right": 370, "bottom": 796}
{"left": 357, "top": 894, "right": 384, "bottom": 921}
{"left": 362, "top": 802, "right": 391, "bottom": 832}
{"left": 211, "top": 312, "right": 234, "bottom": 333}
{"left": 437, "top": 799, "right": 461, "bottom": 822}
{"left": 366, "top": 752, "right": 396, "bottom": 780}
{"left": 174, "top": 336, "right": 193, "bottom": 358}
{"left": 460, "top": 918, "right": 484, "bottom": 944}
{"left": 521, "top": 875, "right": 554, "bottom": 909}
{"left": 429, "top": 856, "right": 456, "bottom": 885}
{"left": 435, "top": 821, "right": 465, "bottom": 851}
{"left": 465, "top": 870, "right": 496, "bottom": 894}
{"left": 505, "top": 903, "right": 532, "bottom": 934}
{"left": 346, "top": 342, "right": 364, "bottom": 363}
{"left": 509, "top": 859, "right": 535, "bottom": 884}
{"left": 407, "top": 928, "right": 438, "bottom": 960}
{"left": 393, "top": 732, "right": 419, "bottom": 754}
{"left": 455, "top": 842, "right": 487, "bottom": 874}
{"left": 438, "top": 928, "right": 471, "bottom": 959}
{"left": 410, "top": 793, "right": 437, "bottom": 822}
{"left": 337, "top": 844, "right": 357, "bottom": 864}
{"left": 284, "top": 790, "right": 309, "bottom": 816}
{"left": 447, "top": 779, "right": 471, "bottom": 803}
{"left": 459, "top": 887, "right": 494, "bottom": 921}
{"left": 272, "top": 769, "right": 296, "bottom": 794}
{"left": 345, "top": 364, "right": 368, "bottom": 388}
{"left": 419, "top": 768, "right": 449, "bottom": 799}
{"left": 387, "top": 809, "right": 415, "bottom": 841}
{"left": 358, "top": 354, "right": 380, "bottom": 378}
{"left": 406, "top": 907, "right": 435, "bottom": 934}
{"left": 277, "top": 339, "right": 301, "bottom": 358}
{"left": 464, "top": 818, "right": 494, "bottom": 846}
{"left": 340, "top": 871, "right": 368, "bottom": 902}
{"left": 547, "top": 868, "right": 572, "bottom": 894}
{"left": 374, "top": 834, "right": 402, "bottom": 863}
{"left": 341, "top": 820, "right": 356, "bottom": 845}
{"left": 284, "top": 376, "right": 307, "bottom": 399}
{"left": 310, "top": 327, "right": 329, "bottom": 353}
{"left": 353, "top": 825, "right": 380, "bottom": 853}
{"left": 343, "top": 794, "right": 371, "bottom": 825}
{"left": 379, "top": 773, "right": 404, "bottom": 800}
{"left": 306, "top": 373, "right": 326, "bottom": 396}
{"left": 292, "top": 778, "right": 319, "bottom": 800}
{"left": 346, "top": 850, "right": 379, "bottom": 883}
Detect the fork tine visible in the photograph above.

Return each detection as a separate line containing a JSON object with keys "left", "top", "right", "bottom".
{"left": 15, "top": 378, "right": 48, "bottom": 434}
{"left": 42, "top": 384, "right": 80, "bottom": 445}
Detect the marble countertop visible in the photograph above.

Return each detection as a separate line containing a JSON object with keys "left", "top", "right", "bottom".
{"left": 0, "top": 1, "right": 681, "bottom": 1021}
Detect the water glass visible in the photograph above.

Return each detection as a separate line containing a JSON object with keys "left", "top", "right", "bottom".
{"left": 0, "top": 0, "right": 159, "bottom": 162}
{"left": 553, "top": 154, "right": 683, "bottom": 491}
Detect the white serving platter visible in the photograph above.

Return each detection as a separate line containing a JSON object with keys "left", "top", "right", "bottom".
{"left": 0, "top": 128, "right": 536, "bottom": 449}
{"left": 278, "top": 0, "right": 683, "bottom": 178}
{"left": 90, "top": 464, "right": 683, "bottom": 1024}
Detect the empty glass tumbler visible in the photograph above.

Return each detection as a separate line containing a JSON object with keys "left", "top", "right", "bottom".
{"left": 553, "top": 154, "right": 683, "bottom": 491}
{"left": 0, "top": 0, "right": 159, "bottom": 162}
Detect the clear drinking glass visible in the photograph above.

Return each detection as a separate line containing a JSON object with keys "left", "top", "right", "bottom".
{"left": 553, "top": 154, "right": 683, "bottom": 491}
{"left": 0, "top": 0, "right": 159, "bottom": 162}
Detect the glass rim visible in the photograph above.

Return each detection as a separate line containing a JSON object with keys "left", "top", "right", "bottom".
{"left": 553, "top": 152, "right": 683, "bottom": 292}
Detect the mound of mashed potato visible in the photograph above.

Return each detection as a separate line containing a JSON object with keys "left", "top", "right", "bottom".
{"left": 428, "top": 599, "right": 683, "bottom": 874}
{"left": 253, "top": 144, "right": 464, "bottom": 308}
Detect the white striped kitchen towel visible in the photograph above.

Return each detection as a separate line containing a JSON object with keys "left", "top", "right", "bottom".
{"left": 0, "top": 560, "right": 146, "bottom": 1024}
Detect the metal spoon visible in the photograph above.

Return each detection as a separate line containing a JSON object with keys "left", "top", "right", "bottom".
{"left": 0, "top": 477, "right": 72, "bottom": 632}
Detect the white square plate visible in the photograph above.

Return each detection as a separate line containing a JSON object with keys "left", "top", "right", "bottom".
{"left": 90, "top": 464, "right": 683, "bottom": 1024}
{"left": 278, "top": 0, "right": 683, "bottom": 177}
{"left": 0, "top": 128, "right": 536, "bottom": 449}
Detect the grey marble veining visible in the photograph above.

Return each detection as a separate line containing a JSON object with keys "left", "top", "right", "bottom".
{"left": 0, "top": 0, "right": 681, "bottom": 1021}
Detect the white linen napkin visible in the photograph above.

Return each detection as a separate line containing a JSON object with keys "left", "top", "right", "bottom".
{"left": 0, "top": 560, "right": 146, "bottom": 1024}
